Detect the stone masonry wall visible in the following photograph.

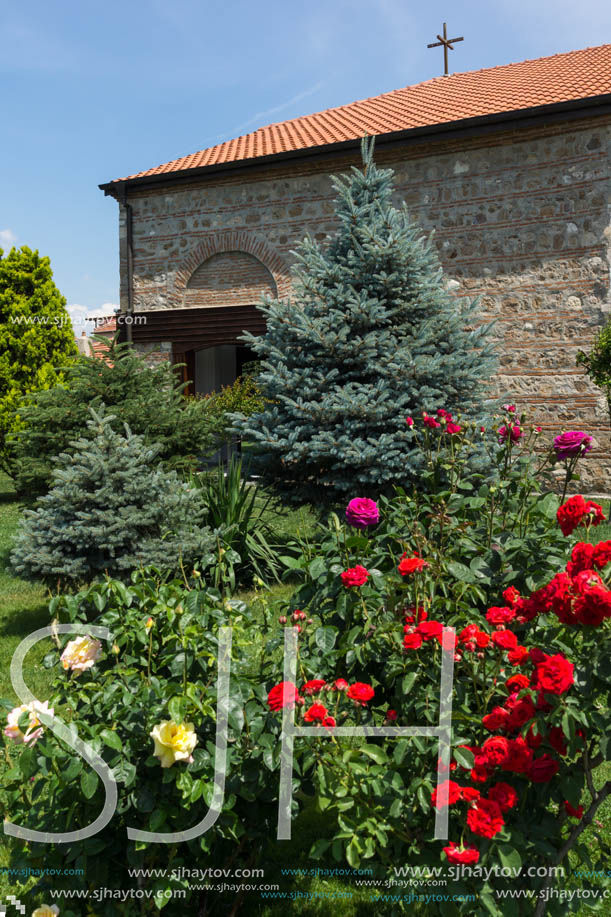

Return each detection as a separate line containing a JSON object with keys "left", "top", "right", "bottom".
{"left": 121, "top": 114, "right": 611, "bottom": 491}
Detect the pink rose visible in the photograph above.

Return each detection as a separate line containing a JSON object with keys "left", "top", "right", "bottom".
{"left": 553, "top": 431, "right": 593, "bottom": 461}
{"left": 345, "top": 497, "right": 379, "bottom": 530}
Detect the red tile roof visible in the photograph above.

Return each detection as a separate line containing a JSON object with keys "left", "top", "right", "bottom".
{"left": 92, "top": 317, "right": 117, "bottom": 335}
{"left": 110, "top": 44, "right": 611, "bottom": 184}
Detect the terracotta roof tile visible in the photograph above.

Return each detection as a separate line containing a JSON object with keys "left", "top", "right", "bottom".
{"left": 111, "top": 44, "right": 611, "bottom": 183}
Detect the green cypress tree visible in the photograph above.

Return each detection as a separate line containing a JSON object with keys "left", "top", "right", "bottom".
{"left": 0, "top": 246, "right": 77, "bottom": 475}
{"left": 231, "top": 138, "right": 496, "bottom": 504}
{"left": 10, "top": 407, "right": 215, "bottom": 587}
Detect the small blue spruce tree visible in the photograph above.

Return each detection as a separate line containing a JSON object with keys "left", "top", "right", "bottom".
{"left": 231, "top": 137, "right": 496, "bottom": 504}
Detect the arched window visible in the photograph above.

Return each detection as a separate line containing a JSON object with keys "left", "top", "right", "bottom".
{"left": 185, "top": 251, "right": 277, "bottom": 308}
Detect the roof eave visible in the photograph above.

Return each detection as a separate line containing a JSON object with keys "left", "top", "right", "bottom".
{"left": 99, "top": 92, "right": 611, "bottom": 199}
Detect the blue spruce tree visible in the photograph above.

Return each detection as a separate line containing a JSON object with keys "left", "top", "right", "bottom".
{"left": 10, "top": 407, "right": 216, "bottom": 587}
{"left": 232, "top": 137, "right": 496, "bottom": 504}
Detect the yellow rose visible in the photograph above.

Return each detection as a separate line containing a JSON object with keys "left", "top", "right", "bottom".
{"left": 150, "top": 720, "right": 197, "bottom": 768}
{"left": 60, "top": 635, "right": 102, "bottom": 675}
{"left": 32, "top": 905, "right": 60, "bottom": 917}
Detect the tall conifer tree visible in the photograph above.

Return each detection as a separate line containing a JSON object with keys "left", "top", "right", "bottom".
{"left": 232, "top": 138, "right": 496, "bottom": 503}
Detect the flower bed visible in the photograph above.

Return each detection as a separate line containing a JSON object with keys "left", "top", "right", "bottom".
{"left": 2, "top": 408, "right": 609, "bottom": 915}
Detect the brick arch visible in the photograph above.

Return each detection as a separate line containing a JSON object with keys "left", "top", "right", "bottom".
{"left": 174, "top": 230, "right": 291, "bottom": 305}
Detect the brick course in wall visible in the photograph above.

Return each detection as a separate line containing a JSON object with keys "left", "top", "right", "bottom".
{"left": 118, "top": 114, "right": 611, "bottom": 490}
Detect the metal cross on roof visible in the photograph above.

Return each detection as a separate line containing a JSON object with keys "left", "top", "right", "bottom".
{"left": 427, "top": 22, "right": 464, "bottom": 76}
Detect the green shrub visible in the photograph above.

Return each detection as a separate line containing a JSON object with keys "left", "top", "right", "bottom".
{"left": 9, "top": 408, "right": 216, "bottom": 587}
{"left": 577, "top": 318, "right": 611, "bottom": 422}
{"left": 198, "top": 373, "right": 264, "bottom": 448}
{"left": 194, "top": 455, "right": 281, "bottom": 591}
{"left": 10, "top": 339, "right": 217, "bottom": 498}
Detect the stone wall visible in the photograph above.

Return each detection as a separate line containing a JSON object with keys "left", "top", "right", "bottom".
{"left": 119, "top": 113, "right": 611, "bottom": 490}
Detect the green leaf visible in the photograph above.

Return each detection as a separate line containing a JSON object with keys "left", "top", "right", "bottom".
{"left": 402, "top": 671, "right": 418, "bottom": 694}
{"left": 453, "top": 747, "right": 474, "bottom": 769}
{"left": 100, "top": 729, "right": 123, "bottom": 751}
{"left": 80, "top": 769, "right": 99, "bottom": 799}
{"left": 360, "top": 745, "right": 388, "bottom": 765}
{"left": 496, "top": 843, "right": 522, "bottom": 871}
{"left": 445, "top": 561, "right": 477, "bottom": 584}
{"left": 315, "top": 626, "right": 338, "bottom": 653}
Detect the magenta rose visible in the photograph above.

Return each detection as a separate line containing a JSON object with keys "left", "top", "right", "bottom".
{"left": 345, "top": 497, "right": 379, "bottom": 530}
{"left": 553, "top": 431, "right": 593, "bottom": 461}
{"left": 498, "top": 424, "right": 523, "bottom": 445}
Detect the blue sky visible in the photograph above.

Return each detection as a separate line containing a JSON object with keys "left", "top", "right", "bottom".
{"left": 3, "top": 0, "right": 611, "bottom": 333}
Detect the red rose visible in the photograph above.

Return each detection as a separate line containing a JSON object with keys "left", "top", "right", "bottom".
{"left": 446, "top": 422, "right": 462, "bottom": 435}
{"left": 459, "top": 624, "right": 478, "bottom": 643}
{"left": 507, "top": 645, "right": 529, "bottom": 666}
{"left": 398, "top": 553, "right": 429, "bottom": 575}
{"left": 557, "top": 495, "right": 589, "bottom": 537}
{"left": 467, "top": 798, "right": 505, "bottom": 838}
{"left": 304, "top": 703, "right": 328, "bottom": 723}
{"left": 566, "top": 542, "right": 596, "bottom": 577}
{"left": 514, "top": 596, "right": 539, "bottom": 624}
{"left": 486, "top": 606, "right": 516, "bottom": 625}
{"left": 564, "top": 801, "right": 584, "bottom": 819}
{"left": 557, "top": 495, "right": 605, "bottom": 537}
{"left": 482, "top": 707, "right": 510, "bottom": 733}
{"left": 481, "top": 736, "right": 511, "bottom": 768}
{"left": 503, "top": 586, "right": 521, "bottom": 606}
{"left": 417, "top": 620, "right": 444, "bottom": 641}
{"left": 461, "top": 786, "right": 481, "bottom": 802}
{"left": 504, "top": 693, "right": 536, "bottom": 731}
{"left": 528, "top": 754, "right": 559, "bottom": 783}
{"left": 491, "top": 629, "right": 518, "bottom": 651}
{"left": 504, "top": 737, "right": 533, "bottom": 774}
{"left": 423, "top": 412, "right": 441, "bottom": 428}
{"left": 302, "top": 679, "right": 326, "bottom": 695}
{"left": 403, "top": 631, "right": 423, "bottom": 650}
{"left": 574, "top": 584, "right": 611, "bottom": 627}
{"left": 488, "top": 782, "right": 518, "bottom": 812}
{"left": 347, "top": 682, "right": 374, "bottom": 704}
{"left": 506, "top": 674, "right": 530, "bottom": 692}
{"left": 341, "top": 565, "right": 370, "bottom": 587}
{"left": 431, "top": 779, "right": 461, "bottom": 809}
{"left": 334, "top": 678, "right": 349, "bottom": 691}
{"left": 404, "top": 605, "right": 427, "bottom": 624}
{"left": 593, "top": 540, "right": 611, "bottom": 569}
{"left": 323, "top": 715, "right": 336, "bottom": 728}
{"left": 525, "top": 725, "right": 543, "bottom": 750}
{"left": 572, "top": 569, "right": 604, "bottom": 592}
{"left": 443, "top": 842, "right": 480, "bottom": 865}
{"left": 470, "top": 763, "right": 492, "bottom": 783}
{"left": 534, "top": 653, "right": 574, "bottom": 695}
{"left": 585, "top": 500, "right": 606, "bottom": 528}
{"left": 498, "top": 424, "right": 523, "bottom": 445}
{"left": 267, "top": 681, "right": 300, "bottom": 711}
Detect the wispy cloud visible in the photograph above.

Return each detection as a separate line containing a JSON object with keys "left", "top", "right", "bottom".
{"left": 233, "top": 82, "right": 326, "bottom": 133}
{"left": 0, "top": 229, "right": 17, "bottom": 249}
{"left": 68, "top": 302, "right": 119, "bottom": 332}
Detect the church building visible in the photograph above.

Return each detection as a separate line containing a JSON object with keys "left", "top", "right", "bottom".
{"left": 99, "top": 43, "right": 611, "bottom": 490}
